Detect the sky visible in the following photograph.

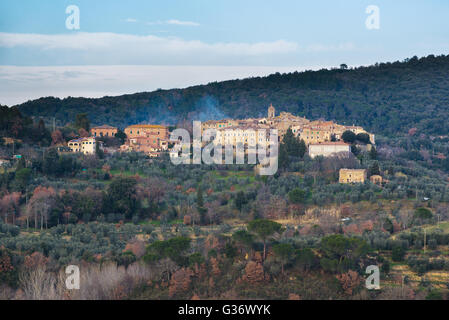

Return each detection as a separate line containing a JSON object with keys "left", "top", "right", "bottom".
{"left": 1, "top": 0, "right": 449, "bottom": 105}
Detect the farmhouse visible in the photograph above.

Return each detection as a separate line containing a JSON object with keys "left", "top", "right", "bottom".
{"left": 339, "top": 169, "right": 367, "bottom": 184}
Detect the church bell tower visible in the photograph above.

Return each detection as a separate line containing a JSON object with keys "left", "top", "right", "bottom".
{"left": 268, "top": 104, "right": 275, "bottom": 118}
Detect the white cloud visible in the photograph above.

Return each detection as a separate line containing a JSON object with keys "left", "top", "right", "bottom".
{"left": 0, "top": 65, "right": 327, "bottom": 106}
{"left": 165, "top": 19, "right": 200, "bottom": 26}
{"left": 146, "top": 19, "right": 200, "bottom": 26}
{"left": 125, "top": 18, "right": 138, "bottom": 23}
{"left": 0, "top": 32, "right": 355, "bottom": 56}
{"left": 0, "top": 32, "right": 302, "bottom": 64}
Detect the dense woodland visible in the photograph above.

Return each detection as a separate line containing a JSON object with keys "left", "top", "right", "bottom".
{"left": 14, "top": 54, "right": 449, "bottom": 137}
{"left": 1, "top": 55, "right": 449, "bottom": 300}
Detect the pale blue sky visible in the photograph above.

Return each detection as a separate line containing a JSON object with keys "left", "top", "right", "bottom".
{"left": 1, "top": 0, "right": 448, "bottom": 104}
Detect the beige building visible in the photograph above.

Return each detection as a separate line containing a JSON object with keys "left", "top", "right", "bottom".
{"left": 68, "top": 137, "right": 97, "bottom": 155}
{"left": 370, "top": 175, "right": 383, "bottom": 185}
{"left": 339, "top": 169, "right": 367, "bottom": 184}
{"left": 299, "top": 126, "right": 332, "bottom": 145}
{"left": 202, "top": 119, "right": 237, "bottom": 131}
{"left": 90, "top": 125, "right": 118, "bottom": 138}
{"left": 308, "top": 142, "right": 351, "bottom": 158}
{"left": 212, "top": 125, "right": 271, "bottom": 147}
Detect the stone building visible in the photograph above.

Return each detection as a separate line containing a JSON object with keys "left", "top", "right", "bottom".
{"left": 90, "top": 125, "right": 118, "bottom": 138}
{"left": 121, "top": 124, "right": 169, "bottom": 155}
{"left": 339, "top": 169, "right": 367, "bottom": 184}
{"left": 299, "top": 126, "right": 332, "bottom": 145}
{"left": 124, "top": 124, "right": 168, "bottom": 140}
{"left": 308, "top": 142, "right": 351, "bottom": 158}
{"left": 127, "top": 137, "right": 165, "bottom": 153}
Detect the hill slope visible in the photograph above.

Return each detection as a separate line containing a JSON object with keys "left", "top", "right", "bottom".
{"left": 15, "top": 54, "right": 449, "bottom": 136}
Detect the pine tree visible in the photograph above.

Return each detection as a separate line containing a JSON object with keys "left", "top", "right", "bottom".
{"left": 368, "top": 161, "right": 381, "bottom": 177}
{"left": 196, "top": 185, "right": 207, "bottom": 224}
{"left": 369, "top": 146, "right": 378, "bottom": 160}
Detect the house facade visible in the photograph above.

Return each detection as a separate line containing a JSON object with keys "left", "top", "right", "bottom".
{"left": 91, "top": 125, "right": 118, "bottom": 138}
{"left": 124, "top": 124, "right": 168, "bottom": 140}
{"left": 339, "top": 169, "right": 367, "bottom": 184}
{"left": 68, "top": 137, "right": 97, "bottom": 155}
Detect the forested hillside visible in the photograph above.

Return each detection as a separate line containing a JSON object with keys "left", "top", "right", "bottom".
{"left": 15, "top": 54, "right": 449, "bottom": 136}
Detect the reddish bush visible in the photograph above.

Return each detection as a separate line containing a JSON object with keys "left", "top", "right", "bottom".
{"left": 123, "top": 240, "right": 146, "bottom": 258}
{"left": 242, "top": 261, "right": 266, "bottom": 284}
{"left": 169, "top": 268, "right": 194, "bottom": 298}
{"left": 210, "top": 257, "right": 221, "bottom": 276}
{"left": 336, "top": 270, "right": 361, "bottom": 295}
{"left": 288, "top": 293, "right": 301, "bottom": 300}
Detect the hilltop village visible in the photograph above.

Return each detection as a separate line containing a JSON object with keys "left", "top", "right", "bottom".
{"left": 65, "top": 104, "right": 376, "bottom": 183}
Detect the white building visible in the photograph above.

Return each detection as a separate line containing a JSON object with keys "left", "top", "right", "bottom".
{"left": 308, "top": 142, "right": 351, "bottom": 158}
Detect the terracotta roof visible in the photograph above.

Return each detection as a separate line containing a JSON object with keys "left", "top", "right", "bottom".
{"left": 126, "top": 124, "right": 166, "bottom": 129}
{"left": 68, "top": 137, "right": 95, "bottom": 143}
{"left": 92, "top": 125, "right": 117, "bottom": 129}
{"left": 340, "top": 169, "right": 366, "bottom": 172}
{"left": 309, "top": 141, "right": 350, "bottom": 146}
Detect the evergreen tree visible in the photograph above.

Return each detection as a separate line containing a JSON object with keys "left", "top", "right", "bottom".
{"left": 278, "top": 144, "right": 289, "bottom": 170}
{"left": 196, "top": 185, "right": 207, "bottom": 224}
{"left": 369, "top": 146, "right": 378, "bottom": 160}
{"left": 368, "top": 161, "right": 381, "bottom": 177}
{"left": 16, "top": 156, "right": 26, "bottom": 171}
{"left": 115, "top": 129, "right": 127, "bottom": 144}
{"left": 248, "top": 219, "right": 283, "bottom": 261}
{"left": 74, "top": 113, "right": 90, "bottom": 131}
{"left": 298, "top": 139, "right": 307, "bottom": 158}
{"left": 234, "top": 191, "right": 247, "bottom": 212}
{"left": 342, "top": 130, "right": 356, "bottom": 143}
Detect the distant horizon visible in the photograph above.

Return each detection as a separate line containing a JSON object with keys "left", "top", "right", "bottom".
{"left": 2, "top": 53, "right": 444, "bottom": 106}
